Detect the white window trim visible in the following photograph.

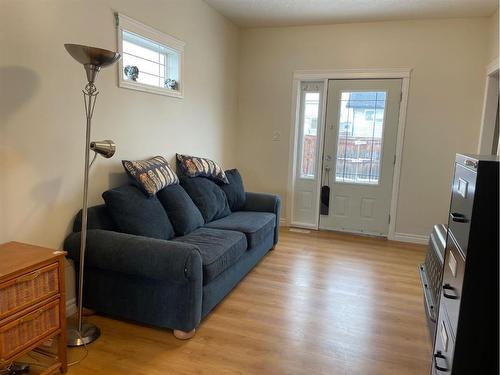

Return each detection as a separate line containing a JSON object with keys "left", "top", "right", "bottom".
{"left": 116, "top": 13, "right": 185, "bottom": 98}
{"left": 477, "top": 58, "right": 499, "bottom": 154}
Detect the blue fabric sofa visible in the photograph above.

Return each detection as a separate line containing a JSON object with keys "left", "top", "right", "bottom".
{"left": 64, "top": 187, "right": 280, "bottom": 338}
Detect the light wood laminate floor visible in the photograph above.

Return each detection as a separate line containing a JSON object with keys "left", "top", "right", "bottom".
{"left": 65, "top": 228, "right": 431, "bottom": 375}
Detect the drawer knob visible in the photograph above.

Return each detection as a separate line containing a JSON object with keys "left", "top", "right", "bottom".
{"left": 442, "top": 284, "right": 459, "bottom": 300}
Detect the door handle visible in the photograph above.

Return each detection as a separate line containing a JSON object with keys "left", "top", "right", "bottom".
{"left": 434, "top": 351, "right": 449, "bottom": 372}
{"left": 442, "top": 284, "right": 459, "bottom": 300}
{"left": 450, "top": 212, "right": 468, "bottom": 223}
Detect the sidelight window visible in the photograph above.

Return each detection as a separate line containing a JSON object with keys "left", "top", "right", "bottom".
{"left": 299, "top": 88, "right": 322, "bottom": 179}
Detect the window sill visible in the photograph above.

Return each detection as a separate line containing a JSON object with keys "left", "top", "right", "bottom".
{"left": 119, "top": 79, "right": 183, "bottom": 98}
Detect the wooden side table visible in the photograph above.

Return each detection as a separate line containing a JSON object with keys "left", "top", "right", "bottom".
{"left": 0, "top": 242, "right": 67, "bottom": 374}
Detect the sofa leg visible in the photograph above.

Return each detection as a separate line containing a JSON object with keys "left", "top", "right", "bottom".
{"left": 173, "top": 328, "right": 196, "bottom": 340}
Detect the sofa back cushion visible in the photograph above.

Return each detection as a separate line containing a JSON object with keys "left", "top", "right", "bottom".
{"left": 157, "top": 184, "right": 205, "bottom": 236}
{"left": 218, "top": 169, "right": 246, "bottom": 211}
{"left": 103, "top": 184, "right": 175, "bottom": 240}
{"left": 73, "top": 205, "right": 116, "bottom": 232}
{"left": 180, "top": 177, "right": 231, "bottom": 223}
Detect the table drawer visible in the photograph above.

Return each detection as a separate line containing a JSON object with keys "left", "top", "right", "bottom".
{"left": 0, "top": 263, "right": 59, "bottom": 320}
{"left": 0, "top": 299, "right": 60, "bottom": 362}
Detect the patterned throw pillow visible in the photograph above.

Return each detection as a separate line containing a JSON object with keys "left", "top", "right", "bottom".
{"left": 122, "top": 156, "right": 178, "bottom": 196}
{"left": 176, "top": 154, "right": 229, "bottom": 184}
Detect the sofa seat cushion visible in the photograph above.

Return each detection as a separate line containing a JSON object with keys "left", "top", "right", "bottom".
{"left": 204, "top": 211, "right": 275, "bottom": 249}
{"left": 174, "top": 228, "right": 247, "bottom": 284}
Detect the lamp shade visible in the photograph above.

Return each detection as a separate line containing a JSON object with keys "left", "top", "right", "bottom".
{"left": 64, "top": 44, "right": 121, "bottom": 68}
{"left": 90, "top": 140, "right": 116, "bottom": 158}
{"left": 64, "top": 44, "right": 121, "bottom": 83}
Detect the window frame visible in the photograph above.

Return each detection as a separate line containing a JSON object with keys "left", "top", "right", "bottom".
{"left": 116, "top": 13, "right": 185, "bottom": 98}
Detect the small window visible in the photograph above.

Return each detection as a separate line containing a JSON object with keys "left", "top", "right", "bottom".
{"left": 116, "top": 14, "right": 185, "bottom": 98}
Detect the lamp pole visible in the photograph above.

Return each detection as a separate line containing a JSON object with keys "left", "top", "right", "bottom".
{"left": 64, "top": 44, "right": 120, "bottom": 347}
{"left": 77, "top": 80, "right": 97, "bottom": 334}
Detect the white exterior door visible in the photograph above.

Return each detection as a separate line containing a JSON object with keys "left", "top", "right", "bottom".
{"left": 291, "top": 81, "right": 325, "bottom": 228}
{"left": 319, "top": 79, "right": 402, "bottom": 236}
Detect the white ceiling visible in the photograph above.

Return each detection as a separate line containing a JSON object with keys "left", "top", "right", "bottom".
{"left": 204, "top": 0, "right": 498, "bottom": 28}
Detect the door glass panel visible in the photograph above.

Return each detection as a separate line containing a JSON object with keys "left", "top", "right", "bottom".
{"left": 300, "top": 92, "right": 320, "bottom": 178}
{"left": 335, "top": 91, "right": 387, "bottom": 184}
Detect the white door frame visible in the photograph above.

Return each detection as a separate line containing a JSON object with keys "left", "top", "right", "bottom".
{"left": 477, "top": 59, "right": 499, "bottom": 155}
{"left": 289, "top": 81, "right": 327, "bottom": 229}
{"left": 287, "top": 68, "right": 412, "bottom": 240}
{"left": 287, "top": 80, "right": 328, "bottom": 229}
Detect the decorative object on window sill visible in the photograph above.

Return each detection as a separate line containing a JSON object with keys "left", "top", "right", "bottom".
{"left": 124, "top": 65, "right": 139, "bottom": 81}
{"left": 64, "top": 43, "right": 121, "bottom": 348}
{"left": 165, "top": 78, "right": 178, "bottom": 90}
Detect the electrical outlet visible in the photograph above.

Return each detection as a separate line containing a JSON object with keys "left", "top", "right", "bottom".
{"left": 272, "top": 131, "right": 281, "bottom": 141}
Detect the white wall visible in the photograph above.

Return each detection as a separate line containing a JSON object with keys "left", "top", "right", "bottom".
{"left": 0, "top": 0, "right": 240, "bottom": 246}
{"left": 487, "top": 9, "right": 499, "bottom": 63}
{"left": 235, "top": 17, "right": 492, "bottom": 239}
{"left": 0, "top": 0, "right": 239, "bottom": 309}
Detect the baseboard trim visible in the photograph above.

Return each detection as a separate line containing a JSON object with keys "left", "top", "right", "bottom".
{"left": 289, "top": 222, "right": 318, "bottom": 230}
{"left": 391, "top": 232, "right": 428, "bottom": 245}
{"left": 289, "top": 227, "right": 311, "bottom": 234}
{"left": 66, "top": 297, "right": 77, "bottom": 317}
{"left": 279, "top": 218, "right": 287, "bottom": 226}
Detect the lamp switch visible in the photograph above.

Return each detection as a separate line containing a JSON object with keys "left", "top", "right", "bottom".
{"left": 272, "top": 131, "right": 281, "bottom": 141}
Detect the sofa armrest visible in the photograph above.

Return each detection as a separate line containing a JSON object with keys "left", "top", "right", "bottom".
{"left": 243, "top": 192, "right": 280, "bottom": 213}
{"left": 243, "top": 192, "right": 281, "bottom": 245}
{"left": 64, "top": 229, "right": 202, "bottom": 283}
